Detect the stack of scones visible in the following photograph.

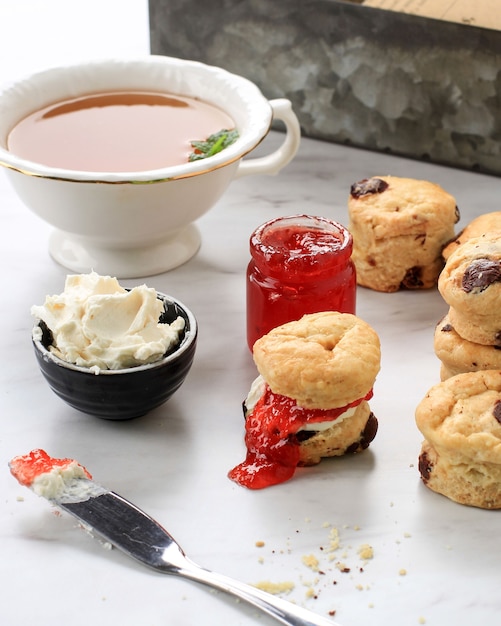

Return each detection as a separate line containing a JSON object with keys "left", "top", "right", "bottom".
{"left": 415, "top": 224, "right": 501, "bottom": 509}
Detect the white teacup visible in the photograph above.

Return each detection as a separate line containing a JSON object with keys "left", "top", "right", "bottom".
{"left": 0, "top": 56, "right": 301, "bottom": 277}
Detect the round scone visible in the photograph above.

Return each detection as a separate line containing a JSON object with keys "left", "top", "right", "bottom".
{"left": 442, "top": 211, "right": 501, "bottom": 260}
{"left": 438, "top": 234, "right": 501, "bottom": 346}
{"left": 228, "top": 311, "right": 381, "bottom": 489}
{"left": 434, "top": 314, "right": 501, "bottom": 380}
{"left": 415, "top": 370, "right": 501, "bottom": 509}
{"left": 252, "top": 311, "right": 381, "bottom": 409}
{"left": 348, "top": 175, "right": 459, "bottom": 292}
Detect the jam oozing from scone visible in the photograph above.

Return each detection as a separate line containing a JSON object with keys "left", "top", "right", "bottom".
{"left": 350, "top": 177, "right": 389, "bottom": 198}
{"left": 462, "top": 259, "right": 501, "bottom": 293}
{"left": 228, "top": 385, "right": 373, "bottom": 489}
{"left": 9, "top": 448, "right": 91, "bottom": 486}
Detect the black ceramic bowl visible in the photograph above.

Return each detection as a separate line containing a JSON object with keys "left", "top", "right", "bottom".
{"left": 32, "top": 293, "right": 197, "bottom": 420}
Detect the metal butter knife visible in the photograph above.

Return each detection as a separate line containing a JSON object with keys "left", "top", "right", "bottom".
{"left": 40, "top": 478, "right": 341, "bottom": 626}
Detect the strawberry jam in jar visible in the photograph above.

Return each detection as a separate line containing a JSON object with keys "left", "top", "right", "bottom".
{"left": 246, "top": 214, "right": 356, "bottom": 350}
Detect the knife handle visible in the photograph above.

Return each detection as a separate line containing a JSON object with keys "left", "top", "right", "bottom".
{"left": 176, "top": 555, "right": 341, "bottom": 626}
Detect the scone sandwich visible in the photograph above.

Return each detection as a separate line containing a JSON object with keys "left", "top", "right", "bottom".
{"left": 228, "top": 311, "right": 381, "bottom": 489}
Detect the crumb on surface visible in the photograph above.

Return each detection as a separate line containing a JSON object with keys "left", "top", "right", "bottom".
{"left": 358, "top": 544, "right": 374, "bottom": 560}
{"left": 335, "top": 562, "right": 351, "bottom": 573}
{"left": 255, "top": 540, "right": 265, "bottom": 548}
{"left": 327, "top": 527, "right": 340, "bottom": 552}
{"left": 253, "top": 580, "right": 295, "bottom": 595}
{"left": 302, "top": 554, "right": 320, "bottom": 571}
{"left": 399, "top": 568, "right": 407, "bottom": 576}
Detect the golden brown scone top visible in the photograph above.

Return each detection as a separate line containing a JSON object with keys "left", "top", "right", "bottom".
{"left": 252, "top": 311, "right": 381, "bottom": 410}
{"left": 443, "top": 211, "right": 501, "bottom": 260}
{"left": 415, "top": 370, "right": 501, "bottom": 465}
{"left": 348, "top": 175, "right": 458, "bottom": 239}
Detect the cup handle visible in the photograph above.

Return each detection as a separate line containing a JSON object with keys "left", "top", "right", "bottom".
{"left": 234, "top": 98, "right": 301, "bottom": 179}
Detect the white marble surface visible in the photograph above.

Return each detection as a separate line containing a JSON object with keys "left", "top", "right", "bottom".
{"left": 1, "top": 3, "right": 501, "bottom": 626}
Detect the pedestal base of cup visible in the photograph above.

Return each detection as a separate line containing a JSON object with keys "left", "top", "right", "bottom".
{"left": 48, "top": 224, "right": 201, "bottom": 278}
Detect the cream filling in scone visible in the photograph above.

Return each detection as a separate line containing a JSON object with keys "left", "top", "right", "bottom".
{"left": 244, "top": 375, "right": 357, "bottom": 431}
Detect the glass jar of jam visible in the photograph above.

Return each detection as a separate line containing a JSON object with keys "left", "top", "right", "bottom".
{"left": 246, "top": 214, "right": 356, "bottom": 350}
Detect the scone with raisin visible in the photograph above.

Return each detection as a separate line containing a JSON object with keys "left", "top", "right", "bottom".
{"left": 348, "top": 175, "right": 459, "bottom": 292}
{"left": 416, "top": 370, "right": 501, "bottom": 509}
{"left": 228, "top": 312, "right": 381, "bottom": 489}
{"left": 442, "top": 211, "right": 501, "bottom": 260}
{"left": 438, "top": 234, "right": 501, "bottom": 346}
{"left": 434, "top": 314, "right": 501, "bottom": 380}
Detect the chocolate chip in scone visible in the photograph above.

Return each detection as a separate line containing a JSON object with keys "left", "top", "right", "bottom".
{"left": 344, "top": 413, "right": 378, "bottom": 455}
{"left": 462, "top": 258, "right": 501, "bottom": 293}
{"left": 418, "top": 450, "right": 432, "bottom": 483}
{"left": 345, "top": 441, "right": 361, "bottom": 454}
{"left": 359, "top": 412, "right": 378, "bottom": 449}
{"left": 454, "top": 206, "right": 461, "bottom": 223}
{"left": 494, "top": 401, "right": 501, "bottom": 424}
{"left": 440, "top": 323, "right": 453, "bottom": 332}
{"left": 350, "top": 177, "right": 389, "bottom": 198}
{"left": 294, "top": 430, "right": 317, "bottom": 443}
{"left": 401, "top": 266, "right": 424, "bottom": 289}
{"left": 344, "top": 414, "right": 378, "bottom": 454}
